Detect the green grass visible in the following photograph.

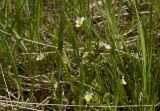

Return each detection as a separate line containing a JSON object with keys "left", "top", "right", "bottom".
{"left": 0, "top": 0, "right": 160, "bottom": 110}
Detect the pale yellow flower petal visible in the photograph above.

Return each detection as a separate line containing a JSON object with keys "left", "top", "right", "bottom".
{"left": 75, "top": 22, "right": 82, "bottom": 27}
{"left": 84, "top": 92, "right": 93, "bottom": 102}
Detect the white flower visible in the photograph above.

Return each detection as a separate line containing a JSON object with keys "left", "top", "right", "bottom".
{"left": 36, "top": 53, "right": 45, "bottom": 61}
{"left": 138, "top": 92, "right": 143, "bottom": 102}
{"left": 104, "top": 44, "right": 111, "bottom": 50}
{"left": 121, "top": 76, "right": 127, "bottom": 85}
{"left": 75, "top": 17, "right": 85, "bottom": 27}
{"left": 99, "top": 41, "right": 111, "bottom": 50}
{"left": 54, "top": 81, "right": 58, "bottom": 89}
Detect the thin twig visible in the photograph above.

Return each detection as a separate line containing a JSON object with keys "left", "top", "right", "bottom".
{"left": 0, "top": 64, "right": 14, "bottom": 111}
{"left": 0, "top": 100, "right": 159, "bottom": 108}
{"left": 0, "top": 102, "right": 42, "bottom": 111}
{"left": 0, "top": 30, "right": 57, "bottom": 49}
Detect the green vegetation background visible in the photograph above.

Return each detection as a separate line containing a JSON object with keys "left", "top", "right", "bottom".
{"left": 0, "top": 0, "right": 159, "bottom": 110}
